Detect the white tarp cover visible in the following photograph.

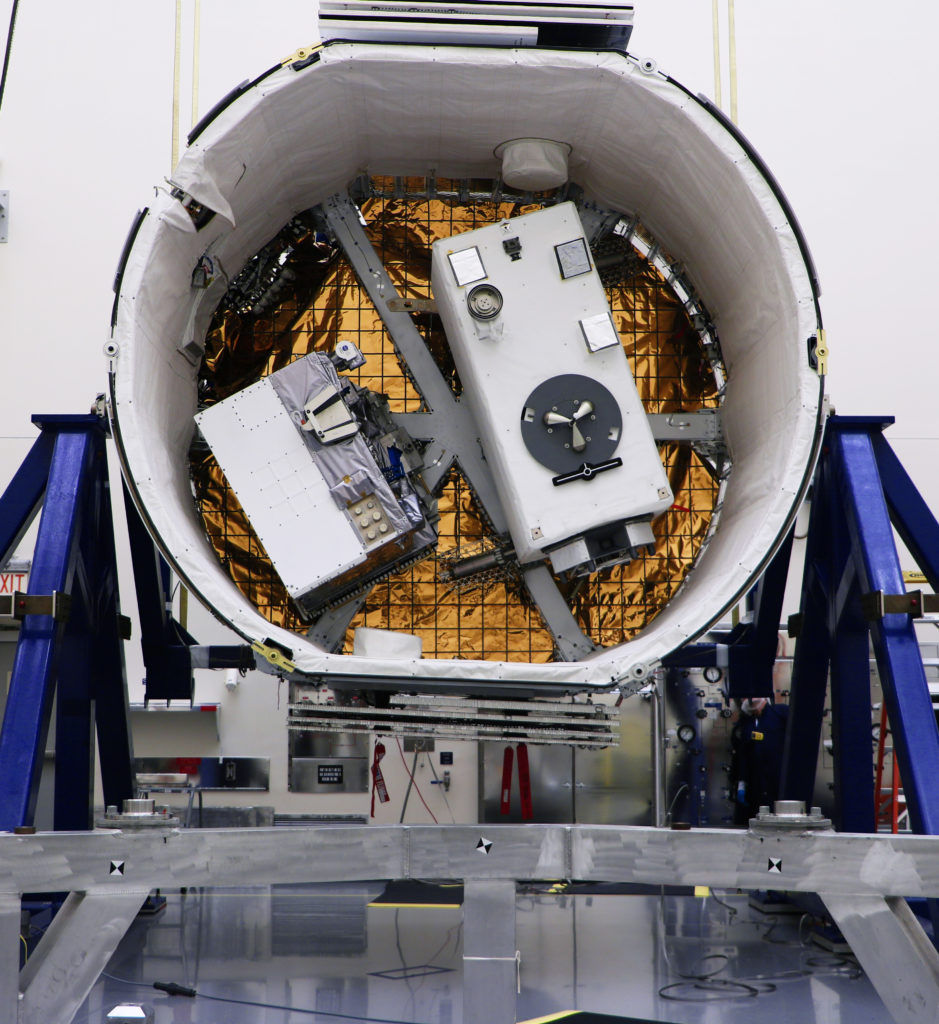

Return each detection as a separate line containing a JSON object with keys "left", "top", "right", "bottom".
{"left": 110, "top": 43, "right": 823, "bottom": 690}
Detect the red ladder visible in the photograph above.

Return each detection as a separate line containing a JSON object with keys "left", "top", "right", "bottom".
{"left": 874, "top": 704, "right": 906, "bottom": 832}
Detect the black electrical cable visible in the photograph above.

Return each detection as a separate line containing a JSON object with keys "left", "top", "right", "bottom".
{"left": 658, "top": 978, "right": 762, "bottom": 1002}
{"left": 805, "top": 953, "right": 863, "bottom": 979}
{"left": 0, "top": 0, "right": 19, "bottom": 114}
{"left": 102, "top": 972, "right": 422, "bottom": 1023}
{"left": 654, "top": 890, "right": 863, "bottom": 1006}
{"left": 707, "top": 889, "right": 738, "bottom": 919}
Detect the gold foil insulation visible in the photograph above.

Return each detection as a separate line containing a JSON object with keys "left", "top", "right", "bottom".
{"left": 191, "top": 187, "right": 721, "bottom": 660}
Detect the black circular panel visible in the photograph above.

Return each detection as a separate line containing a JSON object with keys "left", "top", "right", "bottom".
{"left": 467, "top": 283, "right": 503, "bottom": 320}
{"left": 520, "top": 374, "right": 622, "bottom": 474}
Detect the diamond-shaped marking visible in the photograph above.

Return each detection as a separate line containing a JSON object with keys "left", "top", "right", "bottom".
{"left": 476, "top": 837, "right": 492, "bottom": 855}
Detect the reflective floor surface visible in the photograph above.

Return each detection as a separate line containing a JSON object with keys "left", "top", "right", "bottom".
{"left": 74, "top": 884, "right": 892, "bottom": 1024}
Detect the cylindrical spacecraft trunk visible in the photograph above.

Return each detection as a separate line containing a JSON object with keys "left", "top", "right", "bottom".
{"left": 108, "top": 42, "right": 824, "bottom": 695}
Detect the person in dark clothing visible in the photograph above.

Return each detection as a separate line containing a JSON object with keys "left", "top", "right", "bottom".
{"left": 730, "top": 697, "right": 790, "bottom": 826}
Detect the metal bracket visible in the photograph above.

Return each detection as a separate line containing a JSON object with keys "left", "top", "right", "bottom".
{"left": 251, "top": 640, "right": 297, "bottom": 674}
{"left": 861, "top": 589, "right": 939, "bottom": 621}
{"left": 0, "top": 589, "right": 70, "bottom": 622}
{"left": 387, "top": 297, "right": 437, "bottom": 314}
{"left": 646, "top": 409, "right": 723, "bottom": 444}
{"left": 815, "top": 328, "right": 829, "bottom": 376}
{"left": 807, "top": 328, "right": 829, "bottom": 376}
{"left": 0, "top": 190, "right": 8, "bottom": 243}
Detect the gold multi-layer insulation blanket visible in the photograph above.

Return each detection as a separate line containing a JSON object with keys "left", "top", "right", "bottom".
{"left": 191, "top": 192, "right": 720, "bottom": 660}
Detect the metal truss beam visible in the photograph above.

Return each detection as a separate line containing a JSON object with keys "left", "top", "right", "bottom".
{"left": 823, "top": 893, "right": 939, "bottom": 1024}
{"left": 17, "top": 888, "right": 150, "bottom": 1024}
{"left": 0, "top": 430, "right": 55, "bottom": 567}
{"left": 873, "top": 429, "right": 939, "bottom": 593}
{"left": 2, "top": 823, "right": 939, "bottom": 900}
{"left": 3, "top": 823, "right": 939, "bottom": 1024}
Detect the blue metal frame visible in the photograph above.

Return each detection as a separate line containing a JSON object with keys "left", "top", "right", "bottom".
{"left": 0, "top": 416, "right": 135, "bottom": 830}
{"left": 124, "top": 480, "right": 197, "bottom": 703}
{"left": 664, "top": 414, "right": 939, "bottom": 836}
{"left": 0, "top": 429, "right": 55, "bottom": 566}
{"left": 782, "top": 416, "right": 939, "bottom": 835}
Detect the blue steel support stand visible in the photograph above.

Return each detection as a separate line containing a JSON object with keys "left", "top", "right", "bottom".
{"left": 781, "top": 416, "right": 939, "bottom": 835}
{"left": 0, "top": 415, "right": 135, "bottom": 830}
{"left": 663, "top": 415, "right": 939, "bottom": 837}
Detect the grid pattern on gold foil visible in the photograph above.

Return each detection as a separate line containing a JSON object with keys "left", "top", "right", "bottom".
{"left": 192, "top": 184, "right": 723, "bottom": 659}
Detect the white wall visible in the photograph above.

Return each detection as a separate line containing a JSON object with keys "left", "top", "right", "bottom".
{"left": 1, "top": 2, "right": 936, "bottom": 819}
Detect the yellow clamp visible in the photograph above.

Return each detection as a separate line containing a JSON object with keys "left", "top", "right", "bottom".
{"left": 282, "top": 43, "right": 323, "bottom": 68}
{"left": 251, "top": 641, "right": 296, "bottom": 674}
{"left": 904, "top": 571, "right": 928, "bottom": 584}
{"left": 814, "top": 328, "right": 829, "bottom": 376}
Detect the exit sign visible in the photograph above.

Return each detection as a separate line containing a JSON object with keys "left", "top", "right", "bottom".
{"left": 0, "top": 569, "right": 28, "bottom": 595}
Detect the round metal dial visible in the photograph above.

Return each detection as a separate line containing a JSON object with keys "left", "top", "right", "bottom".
{"left": 520, "top": 374, "right": 622, "bottom": 474}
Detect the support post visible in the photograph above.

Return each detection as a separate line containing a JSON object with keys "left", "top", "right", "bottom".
{"left": 92, "top": 469, "right": 135, "bottom": 812}
{"left": 124, "top": 479, "right": 195, "bottom": 702}
{"left": 462, "top": 879, "right": 517, "bottom": 1024}
{"left": 0, "top": 892, "right": 19, "bottom": 1024}
{"left": 740, "top": 527, "right": 794, "bottom": 699}
{"left": 829, "top": 594, "right": 875, "bottom": 833}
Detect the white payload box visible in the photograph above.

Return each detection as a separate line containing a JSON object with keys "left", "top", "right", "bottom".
{"left": 431, "top": 202, "right": 673, "bottom": 576}
{"left": 194, "top": 352, "right": 437, "bottom": 618}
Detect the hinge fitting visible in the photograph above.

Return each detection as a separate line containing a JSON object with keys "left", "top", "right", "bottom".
{"left": 251, "top": 640, "right": 296, "bottom": 673}
{"left": 814, "top": 328, "right": 829, "bottom": 376}
{"left": 282, "top": 43, "right": 322, "bottom": 69}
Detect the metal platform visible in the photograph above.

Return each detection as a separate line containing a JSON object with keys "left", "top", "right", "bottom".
{"left": 6, "top": 820, "right": 939, "bottom": 1024}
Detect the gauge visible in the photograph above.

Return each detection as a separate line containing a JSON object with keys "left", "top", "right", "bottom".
{"left": 677, "top": 724, "right": 696, "bottom": 744}
{"left": 703, "top": 666, "right": 723, "bottom": 683}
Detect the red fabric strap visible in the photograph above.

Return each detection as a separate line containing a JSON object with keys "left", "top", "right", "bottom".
{"left": 371, "top": 741, "right": 389, "bottom": 816}
{"left": 500, "top": 745, "right": 514, "bottom": 815}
